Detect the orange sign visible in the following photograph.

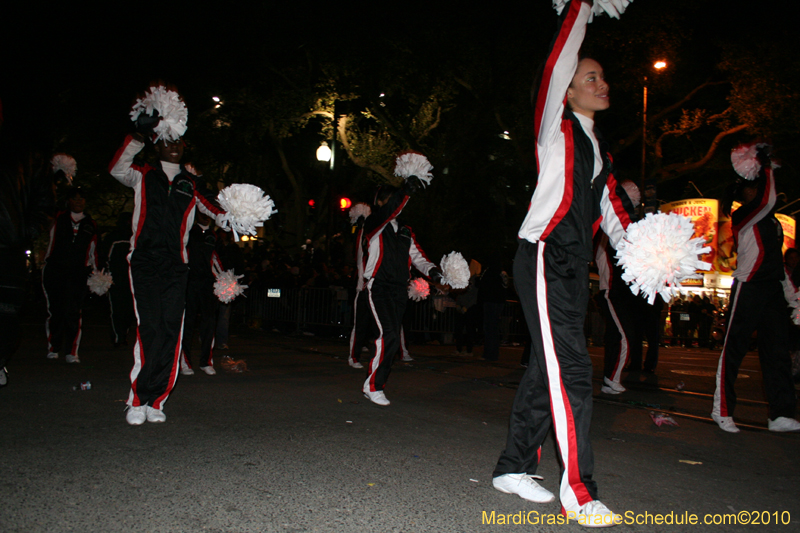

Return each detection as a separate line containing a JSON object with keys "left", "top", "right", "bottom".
{"left": 661, "top": 199, "right": 718, "bottom": 283}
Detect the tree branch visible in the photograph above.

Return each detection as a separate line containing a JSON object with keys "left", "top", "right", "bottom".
{"left": 655, "top": 123, "right": 749, "bottom": 181}
{"left": 619, "top": 80, "right": 729, "bottom": 151}
{"left": 418, "top": 106, "right": 442, "bottom": 140}
{"left": 335, "top": 115, "right": 395, "bottom": 182}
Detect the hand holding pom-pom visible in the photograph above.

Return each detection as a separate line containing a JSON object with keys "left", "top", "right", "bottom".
{"left": 349, "top": 203, "right": 371, "bottom": 225}
{"left": 87, "top": 269, "right": 113, "bottom": 296}
{"left": 553, "top": 0, "right": 632, "bottom": 22}
{"left": 130, "top": 86, "right": 188, "bottom": 143}
{"left": 214, "top": 270, "right": 248, "bottom": 303}
{"left": 615, "top": 213, "right": 711, "bottom": 304}
{"left": 731, "top": 142, "right": 779, "bottom": 180}
{"left": 408, "top": 278, "right": 431, "bottom": 301}
{"left": 440, "top": 251, "right": 470, "bottom": 289}
{"left": 394, "top": 151, "right": 433, "bottom": 188}
{"left": 51, "top": 154, "right": 77, "bottom": 184}
{"left": 216, "top": 184, "right": 277, "bottom": 241}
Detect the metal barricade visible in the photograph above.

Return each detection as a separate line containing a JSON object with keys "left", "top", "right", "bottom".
{"left": 245, "top": 286, "right": 527, "bottom": 342}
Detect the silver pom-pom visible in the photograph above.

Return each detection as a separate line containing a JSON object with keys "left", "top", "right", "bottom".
{"left": 349, "top": 202, "right": 371, "bottom": 224}
{"left": 731, "top": 142, "right": 779, "bottom": 180}
{"left": 51, "top": 154, "right": 77, "bottom": 184}
{"left": 553, "top": 0, "right": 632, "bottom": 22}
{"left": 394, "top": 152, "right": 433, "bottom": 188}
{"left": 408, "top": 278, "right": 430, "bottom": 301}
{"left": 87, "top": 269, "right": 113, "bottom": 296}
{"left": 615, "top": 213, "right": 711, "bottom": 305}
{"left": 440, "top": 251, "right": 470, "bottom": 289}
{"left": 214, "top": 270, "right": 248, "bottom": 303}
{"left": 216, "top": 184, "right": 277, "bottom": 242}
{"left": 130, "top": 86, "right": 188, "bottom": 143}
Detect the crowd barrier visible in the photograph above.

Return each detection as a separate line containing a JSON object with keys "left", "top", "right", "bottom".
{"left": 245, "top": 286, "right": 529, "bottom": 342}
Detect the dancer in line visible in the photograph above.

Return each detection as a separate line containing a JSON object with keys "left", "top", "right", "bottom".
{"left": 43, "top": 186, "right": 98, "bottom": 364}
{"left": 492, "top": 1, "right": 636, "bottom": 526}
{"left": 711, "top": 143, "right": 800, "bottom": 433}
{"left": 110, "top": 87, "right": 224, "bottom": 425}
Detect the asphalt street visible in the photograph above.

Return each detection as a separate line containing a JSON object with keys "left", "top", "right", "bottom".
{"left": 1, "top": 316, "right": 799, "bottom": 532}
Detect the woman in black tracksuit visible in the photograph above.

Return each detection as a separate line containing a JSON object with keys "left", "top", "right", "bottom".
{"left": 492, "top": 1, "right": 635, "bottom": 523}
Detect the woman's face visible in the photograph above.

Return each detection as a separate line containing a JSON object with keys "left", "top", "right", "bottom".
{"left": 567, "top": 58, "right": 609, "bottom": 119}
{"left": 156, "top": 139, "right": 184, "bottom": 164}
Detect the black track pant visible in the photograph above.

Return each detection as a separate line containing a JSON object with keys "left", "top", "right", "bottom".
{"left": 494, "top": 241, "right": 597, "bottom": 512}
{"left": 183, "top": 281, "right": 217, "bottom": 368}
{"left": 713, "top": 279, "right": 796, "bottom": 420}
{"left": 349, "top": 289, "right": 376, "bottom": 365}
{"left": 109, "top": 282, "right": 135, "bottom": 344}
{"left": 128, "top": 260, "right": 188, "bottom": 410}
{"left": 363, "top": 282, "right": 406, "bottom": 393}
{"left": 42, "top": 264, "right": 87, "bottom": 356}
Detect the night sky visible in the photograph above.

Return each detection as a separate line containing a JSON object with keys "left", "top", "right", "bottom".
{"left": 2, "top": 1, "right": 793, "bottom": 182}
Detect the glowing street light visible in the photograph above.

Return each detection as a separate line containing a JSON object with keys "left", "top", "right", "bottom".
{"left": 316, "top": 141, "right": 332, "bottom": 162}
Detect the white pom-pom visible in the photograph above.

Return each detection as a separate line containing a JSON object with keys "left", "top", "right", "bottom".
{"left": 440, "top": 251, "right": 470, "bottom": 289}
{"left": 51, "top": 154, "right": 77, "bottom": 184}
{"left": 615, "top": 213, "right": 711, "bottom": 305}
{"left": 349, "top": 203, "right": 371, "bottom": 224}
{"left": 214, "top": 270, "right": 248, "bottom": 303}
{"left": 394, "top": 152, "right": 433, "bottom": 188}
{"left": 130, "top": 86, "right": 188, "bottom": 143}
{"left": 87, "top": 269, "right": 113, "bottom": 296}
{"left": 216, "top": 184, "right": 277, "bottom": 241}
{"left": 408, "top": 278, "right": 430, "bottom": 301}
{"left": 553, "top": 0, "right": 632, "bottom": 22}
{"left": 731, "top": 142, "right": 779, "bottom": 180}
{"left": 793, "top": 306, "right": 800, "bottom": 327}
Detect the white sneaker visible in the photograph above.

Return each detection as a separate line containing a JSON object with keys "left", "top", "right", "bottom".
{"left": 768, "top": 417, "right": 800, "bottom": 432}
{"left": 364, "top": 390, "right": 390, "bottom": 406}
{"left": 0, "top": 367, "right": 7, "bottom": 386}
{"left": 492, "top": 473, "right": 555, "bottom": 503}
{"left": 65, "top": 354, "right": 80, "bottom": 364}
{"left": 401, "top": 354, "right": 414, "bottom": 362}
{"left": 200, "top": 365, "right": 216, "bottom": 375}
{"left": 603, "top": 377, "right": 625, "bottom": 393}
{"left": 146, "top": 406, "right": 166, "bottom": 423}
{"left": 47, "top": 352, "right": 59, "bottom": 359}
{"left": 711, "top": 412, "right": 740, "bottom": 433}
{"left": 349, "top": 360, "right": 364, "bottom": 369}
{"left": 180, "top": 356, "right": 194, "bottom": 376}
{"left": 600, "top": 386, "right": 622, "bottom": 395}
{"left": 567, "top": 500, "right": 621, "bottom": 528}
{"left": 126, "top": 405, "right": 146, "bottom": 426}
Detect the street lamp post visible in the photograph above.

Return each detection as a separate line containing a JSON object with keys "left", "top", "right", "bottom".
{"left": 641, "top": 61, "right": 668, "bottom": 191}
{"left": 317, "top": 139, "right": 335, "bottom": 262}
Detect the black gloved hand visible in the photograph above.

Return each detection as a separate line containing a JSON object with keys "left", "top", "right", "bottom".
{"left": 429, "top": 268, "right": 443, "bottom": 284}
{"left": 404, "top": 175, "right": 424, "bottom": 194}
{"left": 135, "top": 109, "right": 160, "bottom": 137}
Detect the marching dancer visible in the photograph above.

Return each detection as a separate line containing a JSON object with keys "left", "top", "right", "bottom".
{"left": 492, "top": 1, "right": 638, "bottom": 526}
{"left": 42, "top": 186, "right": 98, "bottom": 364}
{"left": 711, "top": 143, "right": 800, "bottom": 433}
{"left": 110, "top": 86, "right": 224, "bottom": 425}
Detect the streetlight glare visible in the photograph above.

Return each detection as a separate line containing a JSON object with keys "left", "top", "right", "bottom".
{"left": 212, "top": 96, "right": 221, "bottom": 102}
{"left": 654, "top": 61, "right": 667, "bottom": 70}
{"left": 316, "top": 142, "right": 332, "bottom": 162}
